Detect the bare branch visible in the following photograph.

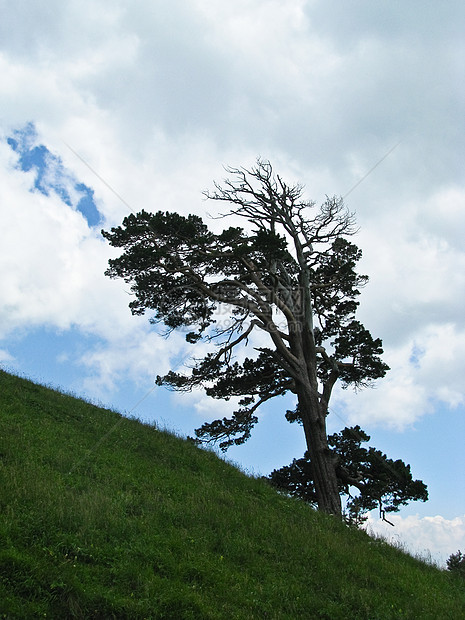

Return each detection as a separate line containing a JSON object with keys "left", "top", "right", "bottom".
{"left": 211, "top": 320, "right": 258, "bottom": 363}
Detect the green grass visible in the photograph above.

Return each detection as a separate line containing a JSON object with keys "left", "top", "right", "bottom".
{"left": 0, "top": 369, "right": 464, "bottom": 619}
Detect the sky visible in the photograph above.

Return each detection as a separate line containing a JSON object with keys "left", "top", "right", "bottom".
{"left": 1, "top": 0, "right": 464, "bottom": 567}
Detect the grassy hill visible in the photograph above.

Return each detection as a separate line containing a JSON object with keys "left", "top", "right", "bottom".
{"left": 0, "top": 370, "right": 464, "bottom": 619}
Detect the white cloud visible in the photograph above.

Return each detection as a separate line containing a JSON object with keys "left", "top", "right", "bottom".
{"left": 0, "top": 141, "right": 107, "bottom": 333}
{"left": 421, "top": 186, "right": 465, "bottom": 252}
{"left": 0, "top": 1, "right": 464, "bottom": 535}
{"left": 0, "top": 349, "right": 14, "bottom": 364}
{"left": 331, "top": 180, "right": 465, "bottom": 429}
{"left": 334, "top": 321, "right": 465, "bottom": 429}
{"left": 365, "top": 513, "right": 465, "bottom": 568}
{"left": 79, "top": 328, "right": 188, "bottom": 397}
{"left": 0, "top": 136, "right": 196, "bottom": 392}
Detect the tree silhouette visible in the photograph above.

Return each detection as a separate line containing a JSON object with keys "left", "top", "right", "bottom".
{"left": 268, "top": 425, "right": 427, "bottom": 524}
{"left": 102, "top": 159, "right": 390, "bottom": 516}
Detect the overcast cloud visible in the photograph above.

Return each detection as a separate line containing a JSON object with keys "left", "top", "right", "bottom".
{"left": 1, "top": 0, "right": 464, "bottom": 564}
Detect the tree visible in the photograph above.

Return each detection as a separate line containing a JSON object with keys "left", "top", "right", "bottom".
{"left": 268, "top": 425, "right": 428, "bottom": 525}
{"left": 102, "top": 159, "right": 390, "bottom": 517}
{"left": 447, "top": 550, "right": 465, "bottom": 578}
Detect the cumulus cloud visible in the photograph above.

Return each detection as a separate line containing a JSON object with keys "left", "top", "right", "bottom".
{"left": 0, "top": 132, "right": 194, "bottom": 393}
{"left": 0, "top": 349, "right": 14, "bottom": 365}
{"left": 365, "top": 513, "right": 465, "bottom": 568}
{"left": 0, "top": 139, "right": 108, "bottom": 333}
{"left": 0, "top": 1, "right": 464, "bottom": 560}
{"left": 333, "top": 321, "right": 465, "bottom": 430}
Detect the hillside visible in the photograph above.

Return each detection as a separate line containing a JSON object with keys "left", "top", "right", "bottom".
{"left": 0, "top": 369, "right": 464, "bottom": 619}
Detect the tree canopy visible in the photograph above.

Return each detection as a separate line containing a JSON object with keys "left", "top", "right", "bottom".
{"left": 268, "top": 425, "right": 428, "bottom": 525}
{"left": 102, "top": 159, "right": 396, "bottom": 516}
{"left": 447, "top": 550, "right": 465, "bottom": 578}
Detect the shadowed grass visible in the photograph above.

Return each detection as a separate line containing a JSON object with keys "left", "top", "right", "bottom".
{"left": 0, "top": 369, "right": 464, "bottom": 618}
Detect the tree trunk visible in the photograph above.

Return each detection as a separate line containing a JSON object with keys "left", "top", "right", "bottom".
{"left": 298, "top": 389, "right": 342, "bottom": 516}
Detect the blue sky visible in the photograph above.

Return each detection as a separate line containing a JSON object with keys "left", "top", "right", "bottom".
{"left": 1, "top": 0, "right": 464, "bottom": 566}
{"left": 7, "top": 123, "right": 101, "bottom": 227}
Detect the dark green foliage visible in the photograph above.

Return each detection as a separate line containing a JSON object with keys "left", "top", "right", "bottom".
{"left": 187, "top": 349, "right": 290, "bottom": 450}
{"left": 269, "top": 425, "right": 428, "bottom": 524}
{"left": 0, "top": 370, "right": 464, "bottom": 618}
{"left": 102, "top": 161, "right": 387, "bottom": 447}
{"left": 102, "top": 160, "right": 395, "bottom": 515}
{"left": 447, "top": 550, "right": 465, "bottom": 578}
{"left": 103, "top": 210, "right": 218, "bottom": 330}
{"left": 267, "top": 452, "right": 318, "bottom": 505}
{"left": 331, "top": 321, "right": 389, "bottom": 387}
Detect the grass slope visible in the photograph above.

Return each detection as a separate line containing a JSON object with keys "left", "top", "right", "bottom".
{"left": 0, "top": 370, "right": 464, "bottom": 619}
